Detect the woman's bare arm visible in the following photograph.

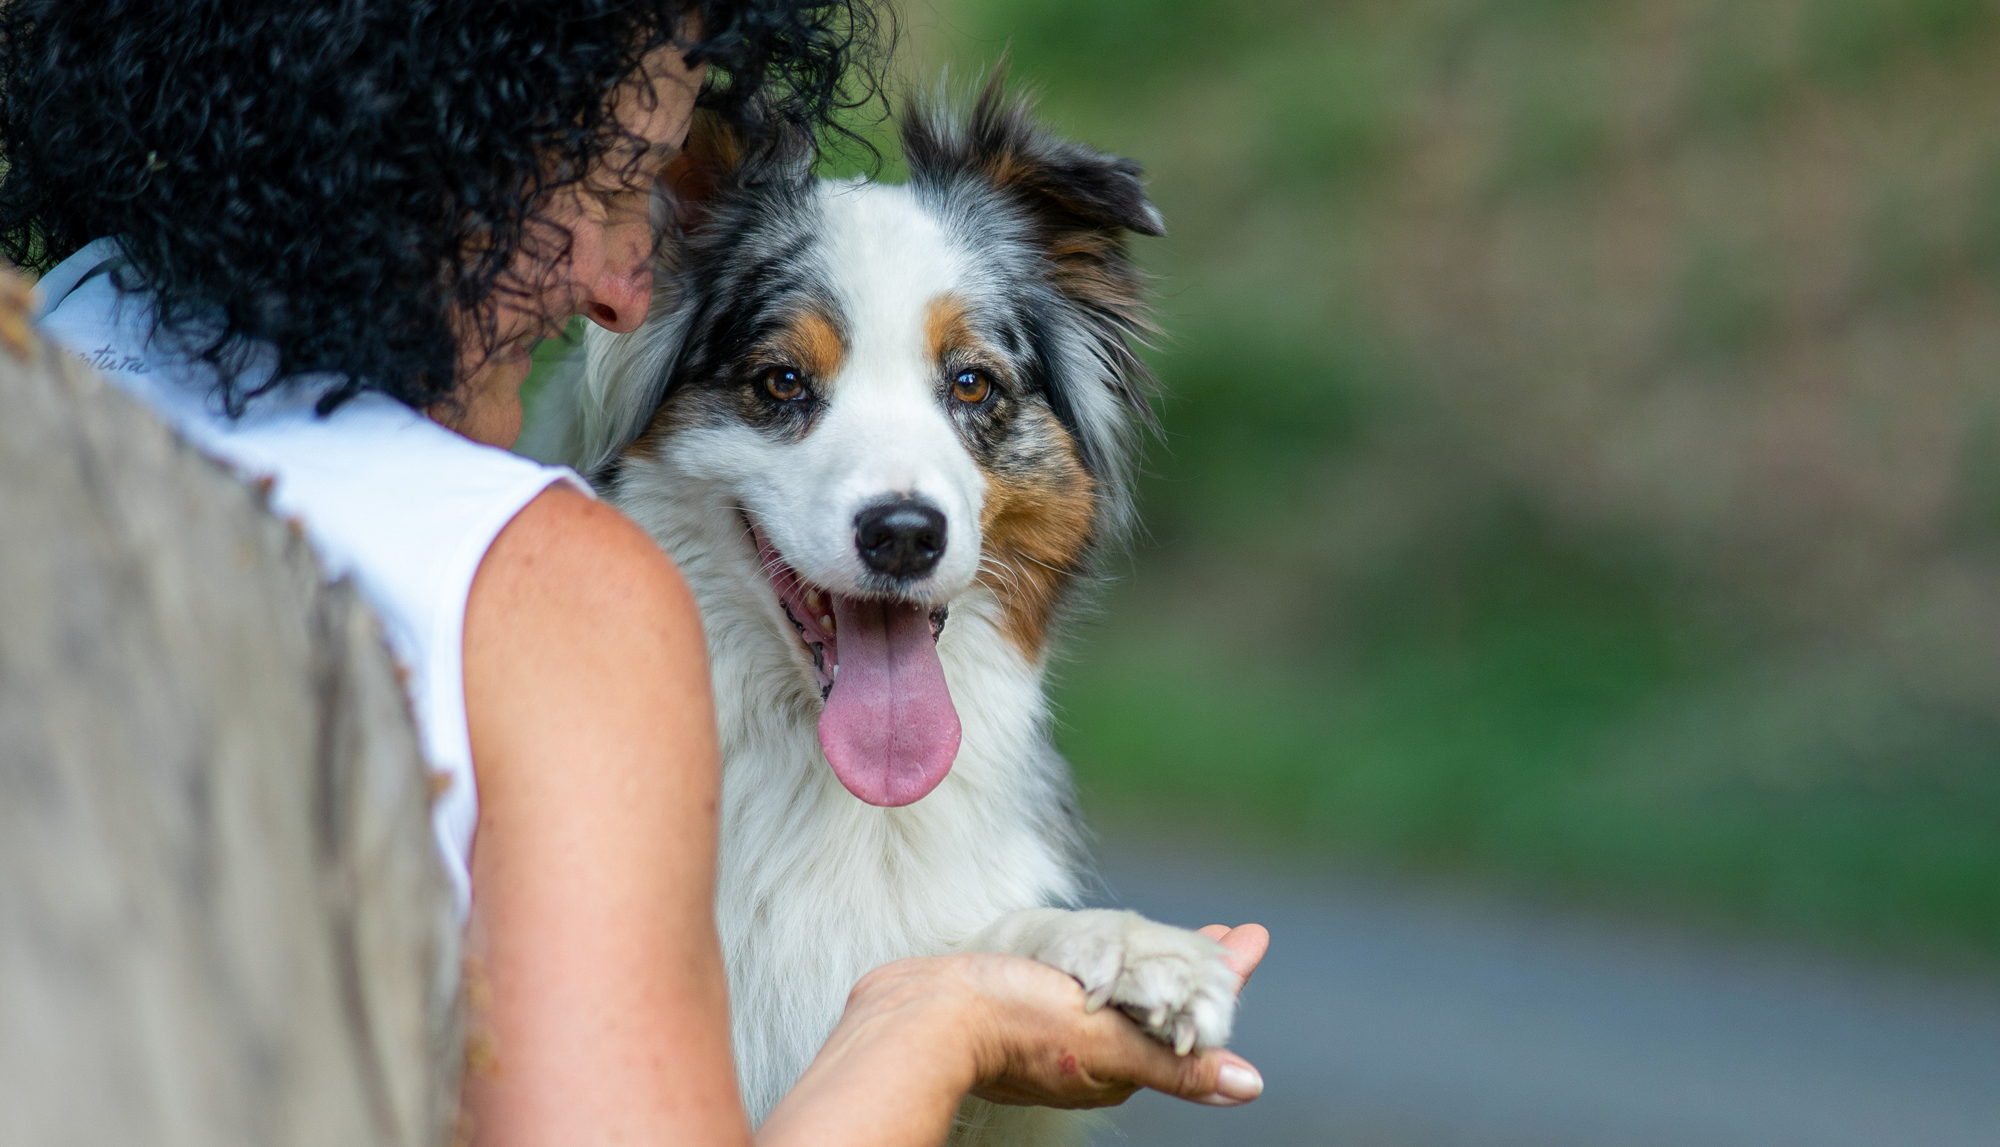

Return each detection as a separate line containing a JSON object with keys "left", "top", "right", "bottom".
{"left": 461, "top": 485, "right": 748, "bottom": 1146}
{"left": 459, "top": 486, "right": 1266, "bottom": 1147}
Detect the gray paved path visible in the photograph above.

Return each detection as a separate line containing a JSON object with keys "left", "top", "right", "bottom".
{"left": 1084, "top": 846, "right": 2000, "bottom": 1147}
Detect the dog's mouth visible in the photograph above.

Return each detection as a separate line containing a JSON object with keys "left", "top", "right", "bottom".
{"left": 749, "top": 521, "right": 961, "bottom": 808}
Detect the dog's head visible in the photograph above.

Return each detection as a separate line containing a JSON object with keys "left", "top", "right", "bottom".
{"left": 571, "top": 75, "right": 1161, "bottom": 807}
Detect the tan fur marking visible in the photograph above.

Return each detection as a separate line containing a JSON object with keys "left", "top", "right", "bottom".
{"left": 978, "top": 408, "right": 1097, "bottom": 655}
{"left": 623, "top": 306, "right": 843, "bottom": 468}
{"left": 1047, "top": 232, "right": 1148, "bottom": 323}
{"left": 982, "top": 152, "right": 1035, "bottom": 198}
{"left": 933, "top": 295, "right": 1097, "bottom": 652}
{"left": 924, "top": 294, "right": 975, "bottom": 363}
{"left": 779, "top": 309, "right": 845, "bottom": 382}
{"left": 684, "top": 109, "right": 742, "bottom": 175}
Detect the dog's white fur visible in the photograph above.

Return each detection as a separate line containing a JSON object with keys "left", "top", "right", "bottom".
{"left": 537, "top": 138, "right": 1234, "bottom": 1147}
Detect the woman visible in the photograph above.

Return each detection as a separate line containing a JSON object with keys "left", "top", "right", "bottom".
{"left": 0, "top": 2, "right": 1268, "bottom": 1144}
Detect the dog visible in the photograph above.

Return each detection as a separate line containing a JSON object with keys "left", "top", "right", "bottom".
{"left": 527, "top": 77, "right": 1239, "bottom": 1144}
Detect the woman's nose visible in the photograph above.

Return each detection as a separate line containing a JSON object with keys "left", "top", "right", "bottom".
{"left": 578, "top": 259, "right": 652, "bottom": 334}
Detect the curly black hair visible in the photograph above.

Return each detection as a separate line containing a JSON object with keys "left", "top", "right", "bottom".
{"left": 0, "top": 0, "right": 884, "bottom": 413}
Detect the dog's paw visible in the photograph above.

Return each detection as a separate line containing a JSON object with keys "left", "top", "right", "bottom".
{"left": 970, "top": 908, "right": 1237, "bottom": 1055}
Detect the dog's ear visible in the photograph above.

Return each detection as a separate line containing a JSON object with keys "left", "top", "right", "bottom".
{"left": 902, "top": 69, "right": 1166, "bottom": 246}
{"left": 658, "top": 109, "right": 745, "bottom": 235}
{"left": 658, "top": 108, "right": 817, "bottom": 235}
{"left": 902, "top": 70, "right": 1162, "bottom": 378}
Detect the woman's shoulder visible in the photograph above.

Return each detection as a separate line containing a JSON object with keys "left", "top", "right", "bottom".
{"left": 471, "top": 482, "right": 699, "bottom": 642}
{"left": 463, "top": 481, "right": 710, "bottom": 792}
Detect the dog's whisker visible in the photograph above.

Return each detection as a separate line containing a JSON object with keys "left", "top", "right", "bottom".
{"left": 976, "top": 557, "right": 1032, "bottom": 594}
{"left": 978, "top": 559, "right": 1022, "bottom": 588}
{"left": 1015, "top": 552, "right": 1070, "bottom": 577}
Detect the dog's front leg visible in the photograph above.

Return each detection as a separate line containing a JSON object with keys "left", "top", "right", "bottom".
{"left": 966, "top": 908, "right": 1238, "bottom": 1056}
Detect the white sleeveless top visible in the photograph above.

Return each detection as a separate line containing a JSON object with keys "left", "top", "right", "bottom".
{"left": 34, "top": 237, "right": 589, "bottom": 918}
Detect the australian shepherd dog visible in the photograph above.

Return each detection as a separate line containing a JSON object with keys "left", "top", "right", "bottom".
{"left": 530, "top": 78, "right": 1238, "bottom": 1144}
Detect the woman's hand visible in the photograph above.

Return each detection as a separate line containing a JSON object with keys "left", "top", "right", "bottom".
{"left": 962, "top": 923, "right": 1269, "bottom": 1109}
{"left": 759, "top": 923, "right": 1268, "bottom": 1147}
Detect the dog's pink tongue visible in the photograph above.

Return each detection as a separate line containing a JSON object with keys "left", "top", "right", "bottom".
{"left": 818, "top": 596, "right": 961, "bottom": 807}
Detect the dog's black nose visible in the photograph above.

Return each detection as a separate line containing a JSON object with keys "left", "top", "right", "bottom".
{"left": 855, "top": 499, "right": 946, "bottom": 580}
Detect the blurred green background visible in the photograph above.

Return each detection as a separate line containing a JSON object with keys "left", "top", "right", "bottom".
{"left": 881, "top": 0, "right": 2000, "bottom": 969}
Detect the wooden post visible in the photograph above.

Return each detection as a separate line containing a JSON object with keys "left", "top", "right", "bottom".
{"left": 0, "top": 270, "right": 462, "bottom": 1146}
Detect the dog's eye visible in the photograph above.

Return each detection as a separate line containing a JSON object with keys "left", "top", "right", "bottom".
{"left": 950, "top": 369, "right": 991, "bottom": 405}
{"left": 761, "top": 367, "right": 809, "bottom": 402}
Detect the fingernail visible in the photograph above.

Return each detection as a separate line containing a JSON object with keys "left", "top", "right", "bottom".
{"left": 1198, "top": 1061, "right": 1263, "bottom": 1105}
